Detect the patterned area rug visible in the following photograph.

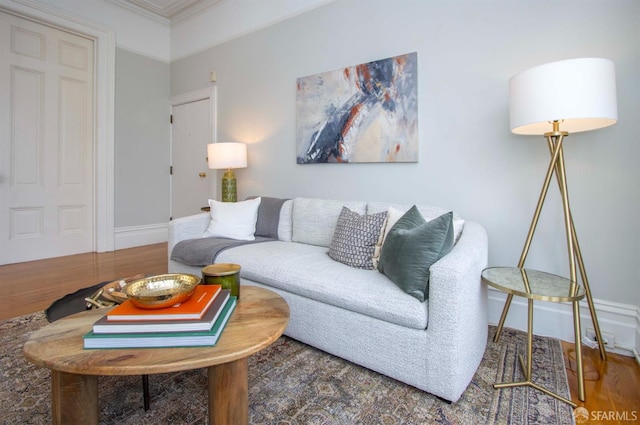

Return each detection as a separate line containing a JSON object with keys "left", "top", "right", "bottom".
{"left": 0, "top": 312, "right": 575, "bottom": 424}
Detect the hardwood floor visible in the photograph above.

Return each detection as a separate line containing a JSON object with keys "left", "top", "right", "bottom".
{"left": 1, "top": 243, "right": 639, "bottom": 421}
{"left": 0, "top": 243, "right": 168, "bottom": 320}
{"left": 562, "top": 342, "right": 640, "bottom": 423}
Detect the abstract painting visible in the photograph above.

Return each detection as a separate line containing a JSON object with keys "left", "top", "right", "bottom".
{"left": 296, "top": 52, "right": 418, "bottom": 164}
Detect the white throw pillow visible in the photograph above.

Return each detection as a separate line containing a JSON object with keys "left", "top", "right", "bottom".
{"left": 203, "top": 197, "right": 261, "bottom": 240}
{"left": 371, "top": 206, "right": 403, "bottom": 267}
{"left": 379, "top": 206, "right": 405, "bottom": 247}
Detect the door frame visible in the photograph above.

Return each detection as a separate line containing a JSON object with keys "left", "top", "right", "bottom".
{"left": 170, "top": 87, "right": 217, "bottom": 218}
{"left": 0, "top": 0, "right": 116, "bottom": 253}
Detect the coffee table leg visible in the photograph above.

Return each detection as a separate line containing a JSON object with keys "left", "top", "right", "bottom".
{"left": 51, "top": 370, "right": 98, "bottom": 425}
{"left": 208, "top": 358, "right": 248, "bottom": 425}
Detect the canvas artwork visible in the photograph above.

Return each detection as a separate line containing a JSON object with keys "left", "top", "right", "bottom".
{"left": 296, "top": 52, "right": 418, "bottom": 164}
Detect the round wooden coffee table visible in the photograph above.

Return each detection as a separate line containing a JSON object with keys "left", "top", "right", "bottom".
{"left": 23, "top": 286, "right": 289, "bottom": 425}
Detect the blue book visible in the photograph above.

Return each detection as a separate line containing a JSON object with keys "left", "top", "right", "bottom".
{"left": 83, "top": 297, "right": 236, "bottom": 349}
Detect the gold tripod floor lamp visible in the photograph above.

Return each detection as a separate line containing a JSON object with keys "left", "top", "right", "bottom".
{"left": 494, "top": 58, "right": 618, "bottom": 367}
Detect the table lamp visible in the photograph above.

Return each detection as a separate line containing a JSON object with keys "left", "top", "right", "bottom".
{"left": 207, "top": 142, "right": 247, "bottom": 202}
{"left": 495, "top": 58, "right": 617, "bottom": 362}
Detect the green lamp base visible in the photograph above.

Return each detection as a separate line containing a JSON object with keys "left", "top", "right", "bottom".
{"left": 221, "top": 169, "right": 237, "bottom": 202}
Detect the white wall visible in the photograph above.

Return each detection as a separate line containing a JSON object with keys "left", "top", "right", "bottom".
{"left": 115, "top": 48, "right": 170, "bottom": 228}
{"left": 171, "top": 0, "right": 640, "bottom": 352}
{"left": 171, "top": 0, "right": 337, "bottom": 60}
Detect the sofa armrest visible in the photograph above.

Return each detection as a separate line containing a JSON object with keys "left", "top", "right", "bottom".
{"left": 167, "top": 213, "right": 210, "bottom": 260}
{"left": 429, "top": 220, "right": 488, "bottom": 320}
{"left": 426, "top": 221, "right": 489, "bottom": 387}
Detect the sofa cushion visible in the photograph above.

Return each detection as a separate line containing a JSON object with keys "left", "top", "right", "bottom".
{"left": 278, "top": 200, "right": 294, "bottom": 242}
{"left": 328, "top": 207, "right": 387, "bottom": 269}
{"left": 292, "top": 198, "right": 367, "bottom": 247}
{"left": 378, "top": 207, "right": 454, "bottom": 302}
{"left": 215, "top": 241, "right": 429, "bottom": 330}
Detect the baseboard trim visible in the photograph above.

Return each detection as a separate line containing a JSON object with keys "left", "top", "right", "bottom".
{"left": 635, "top": 314, "right": 640, "bottom": 364}
{"left": 114, "top": 223, "right": 168, "bottom": 250}
{"left": 488, "top": 287, "right": 639, "bottom": 357}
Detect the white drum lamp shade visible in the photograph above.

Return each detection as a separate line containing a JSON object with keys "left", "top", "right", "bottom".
{"left": 509, "top": 58, "right": 617, "bottom": 135}
{"left": 207, "top": 142, "right": 247, "bottom": 170}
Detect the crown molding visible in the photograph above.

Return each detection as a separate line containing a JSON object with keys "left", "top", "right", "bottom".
{"left": 106, "top": 0, "right": 170, "bottom": 25}
{"left": 106, "top": 0, "right": 221, "bottom": 26}
{"left": 170, "top": 0, "right": 220, "bottom": 24}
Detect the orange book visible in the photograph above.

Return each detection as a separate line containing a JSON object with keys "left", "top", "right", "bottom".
{"left": 106, "top": 285, "right": 221, "bottom": 321}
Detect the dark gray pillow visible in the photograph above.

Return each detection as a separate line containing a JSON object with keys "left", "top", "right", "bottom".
{"left": 328, "top": 207, "right": 388, "bottom": 269}
{"left": 247, "top": 196, "right": 289, "bottom": 239}
{"left": 377, "top": 206, "right": 454, "bottom": 302}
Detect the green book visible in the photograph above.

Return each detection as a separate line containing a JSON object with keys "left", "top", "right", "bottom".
{"left": 83, "top": 297, "right": 236, "bottom": 349}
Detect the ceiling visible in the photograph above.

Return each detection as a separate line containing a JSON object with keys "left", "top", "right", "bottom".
{"left": 108, "top": 0, "right": 221, "bottom": 24}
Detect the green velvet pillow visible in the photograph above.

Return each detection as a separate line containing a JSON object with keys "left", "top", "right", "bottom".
{"left": 377, "top": 206, "right": 454, "bottom": 302}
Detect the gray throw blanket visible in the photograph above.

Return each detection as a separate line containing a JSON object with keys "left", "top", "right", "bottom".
{"left": 171, "top": 196, "right": 289, "bottom": 266}
{"left": 171, "top": 236, "right": 275, "bottom": 266}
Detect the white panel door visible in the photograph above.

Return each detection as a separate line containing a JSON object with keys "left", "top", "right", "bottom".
{"left": 0, "top": 11, "right": 94, "bottom": 265}
{"left": 171, "top": 98, "right": 214, "bottom": 219}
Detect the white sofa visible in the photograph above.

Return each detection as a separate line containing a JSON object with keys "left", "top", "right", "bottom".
{"left": 168, "top": 197, "right": 488, "bottom": 402}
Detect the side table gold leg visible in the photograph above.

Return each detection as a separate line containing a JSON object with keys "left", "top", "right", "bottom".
{"left": 525, "top": 298, "right": 533, "bottom": 380}
{"left": 493, "top": 298, "right": 577, "bottom": 408}
{"left": 528, "top": 381, "right": 576, "bottom": 407}
{"left": 208, "top": 358, "right": 248, "bottom": 425}
{"left": 494, "top": 294, "right": 513, "bottom": 343}
{"left": 494, "top": 299, "right": 534, "bottom": 388}
{"left": 51, "top": 370, "right": 98, "bottom": 425}
{"left": 572, "top": 299, "right": 585, "bottom": 401}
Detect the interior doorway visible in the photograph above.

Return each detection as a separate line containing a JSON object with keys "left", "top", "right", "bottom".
{"left": 0, "top": 10, "right": 95, "bottom": 265}
{"left": 170, "top": 88, "right": 217, "bottom": 220}
{"left": 0, "top": 1, "right": 116, "bottom": 263}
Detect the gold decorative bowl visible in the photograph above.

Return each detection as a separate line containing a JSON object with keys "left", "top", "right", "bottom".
{"left": 123, "top": 273, "right": 201, "bottom": 309}
{"left": 101, "top": 273, "right": 146, "bottom": 304}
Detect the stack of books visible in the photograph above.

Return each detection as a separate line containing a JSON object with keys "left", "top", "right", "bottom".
{"left": 83, "top": 285, "right": 236, "bottom": 349}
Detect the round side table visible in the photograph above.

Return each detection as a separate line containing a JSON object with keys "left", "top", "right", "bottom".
{"left": 482, "top": 267, "right": 585, "bottom": 407}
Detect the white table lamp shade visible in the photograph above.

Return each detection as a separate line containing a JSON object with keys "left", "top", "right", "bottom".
{"left": 509, "top": 58, "right": 618, "bottom": 135}
{"left": 207, "top": 142, "right": 247, "bottom": 169}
